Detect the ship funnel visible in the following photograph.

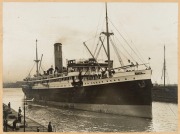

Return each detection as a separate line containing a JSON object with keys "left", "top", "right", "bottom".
{"left": 54, "top": 43, "right": 63, "bottom": 73}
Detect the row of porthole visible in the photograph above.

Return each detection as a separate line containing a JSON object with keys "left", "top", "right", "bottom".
{"left": 46, "top": 77, "right": 137, "bottom": 87}
{"left": 52, "top": 85, "right": 71, "bottom": 87}
{"left": 84, "top": 77, "right": 136, "bottom": 85}
{"left": 84, "top": 78, "right": 122, "bottom": 85}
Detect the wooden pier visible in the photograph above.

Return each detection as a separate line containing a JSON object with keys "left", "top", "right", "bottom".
{"left": 3, "top": 103, "right": 47, "bottom": 132}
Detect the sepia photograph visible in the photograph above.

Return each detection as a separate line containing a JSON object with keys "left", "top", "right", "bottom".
{"left": 2, "top": 1, "right": 178, "bottom": 132}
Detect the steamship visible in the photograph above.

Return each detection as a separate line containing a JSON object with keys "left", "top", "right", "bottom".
{"left": 22, "top": 4, "right": 152, "bottom": 118}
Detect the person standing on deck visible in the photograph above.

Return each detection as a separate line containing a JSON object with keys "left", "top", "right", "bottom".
{"left": 8, "top": 102, "right": 11, "bottom": 109}
{"left": 18, "top": 107, "right": 22, "bottom": 114}
{"left": 18, "top": 113, "right": 22, "bottom": 123}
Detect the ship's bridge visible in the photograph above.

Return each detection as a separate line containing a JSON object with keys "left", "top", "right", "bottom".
{"left": 67, "top": 58, "right": 110, "bottom": 74}
{"left": 67, "top": 58, "right": 108, "bottom": 68}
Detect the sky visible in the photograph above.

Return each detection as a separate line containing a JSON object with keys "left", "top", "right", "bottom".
{"left": 3, "top": 2, "right": 178, "bottom": 84}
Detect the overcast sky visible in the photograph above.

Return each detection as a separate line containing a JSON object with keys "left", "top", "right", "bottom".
{"left": 3, "top": 2, "right": 178, "bottom": 84}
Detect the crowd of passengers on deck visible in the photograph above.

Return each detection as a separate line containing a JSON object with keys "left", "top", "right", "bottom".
{"left": 24, "top": 65, "right": 118, "bottom": 82}
{"left": 24, "top": 64, "right": 150, "bottom": 82}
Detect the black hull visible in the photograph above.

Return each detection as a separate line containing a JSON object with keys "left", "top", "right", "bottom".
{"left": 22, "top": 79, "right": 153, "bottom": 118}
{"left": 22, "top": 79, "right": 152, "bottom": 105}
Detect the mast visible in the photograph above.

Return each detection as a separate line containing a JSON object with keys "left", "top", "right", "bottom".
{"left": 38, "top": 54, "right": 43, "bottom": 72}
{"left": 101, "top": 3, "right": 113, "bottom": 70}
{"left": 34, "top": 39, "right": 40, "bottom": 77}
{"left": 164, "top": 45, "right": 166, "bottom": 88}
{"left": 105, "top": 3, "right": 111, "bottom": 69}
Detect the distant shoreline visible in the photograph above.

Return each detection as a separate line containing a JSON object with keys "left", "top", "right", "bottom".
{"left": 3, "top": 82, "right": 23, "bottom": 88}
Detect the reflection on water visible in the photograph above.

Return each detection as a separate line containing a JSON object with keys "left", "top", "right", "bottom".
{"left": 3, "top": 88, "right": 178, "bottom": 132}
{"left": 26, "top": 105, "right": 152, "bottom": 132}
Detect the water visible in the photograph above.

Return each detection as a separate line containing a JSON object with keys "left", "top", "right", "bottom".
{"left": 3, "top": 88, "right": 178, "bottom": 132}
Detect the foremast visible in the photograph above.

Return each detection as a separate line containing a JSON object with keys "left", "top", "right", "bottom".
{"left": 34, "top": 39, "right": 40, "bottom": 77}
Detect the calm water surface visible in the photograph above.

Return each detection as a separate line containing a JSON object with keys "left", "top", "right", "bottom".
{"left": 3, "top": 88, "right": 178, "bottom": 132}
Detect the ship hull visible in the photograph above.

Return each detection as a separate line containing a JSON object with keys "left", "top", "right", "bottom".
{"left": 22, "top": 79, "right": 152, "bottom": 118}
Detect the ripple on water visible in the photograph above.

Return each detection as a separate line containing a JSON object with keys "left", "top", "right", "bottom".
{"left": 3, "top": 88, "right": 178, "bottom": 132}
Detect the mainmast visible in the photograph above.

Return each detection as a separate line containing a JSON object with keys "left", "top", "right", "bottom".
{"left": 34, "top": 39, "right": 40, "bottom": 77}
{"left": 85, "top": 3, "right": 113, "bottom": 70}
{"left": 101, "top": 3, "right": 113, "bottom": 70}
{"left": 105, "top": 3, "right": 111, "bottom": 69}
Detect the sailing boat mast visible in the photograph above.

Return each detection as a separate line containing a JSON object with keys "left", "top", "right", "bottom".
{"left": 164, "top": 45, "right": 166, "bottom": 88}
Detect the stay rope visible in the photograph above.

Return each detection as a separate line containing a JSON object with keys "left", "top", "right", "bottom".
{"left": 108, "top": 19, "right": 147, "bottom": 67}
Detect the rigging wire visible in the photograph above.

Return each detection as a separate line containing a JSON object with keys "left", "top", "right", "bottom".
{"left": 95, "top": 43, "right": 102, "bottom": 59}
{"left": 167, "top": 103, "right": 176, "bottom": 118}
{"left": 108, "top": 19, "right": 147, "bottom": 67}
{"left": 160, "top": 62, "right": 170, "bottom": 84}
{"left": 95, "top": 37, "right": 106, "bottom": 59}
{"left": 109, "top": 13, "right": 147, "bottom": 64}
{"left": 38, "top": 54, "right": 43, "bottom": 74}
{"left": 130, "top": 40, "right": 147, "bottom": 64}
{"left": 100, "top": 36, "right": 108, "bottom": 57}
{"left": 114, "top": 35, "right": 137, "bottom": 63}
{"left": 84, "top": 18, "right": 106, "bottom": 58}
{"left": 161, "top": 66, "right": 164, "bottom": 80}
{"left": 112, "top": 36, "right": 131, "bottom": 61}
{"left": 166, "top": 71, "right": 170, "bottom": 84}
{"left": 84, "top": 36, "right": 98, "bottom": 43}
{"left": 92, "top": 4, "right": 104, "bottom": 53}
{"left": 28, "top": 62, "right": 36, "bottom": 76}
{"left": 93, "top": 39, "right": 100, "bottom": 56}
{"left": 110, "top": 37, "right": 124, "bottom": 67}
{"left": 40, "top": 66, "right": 45, "bottom": 72}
